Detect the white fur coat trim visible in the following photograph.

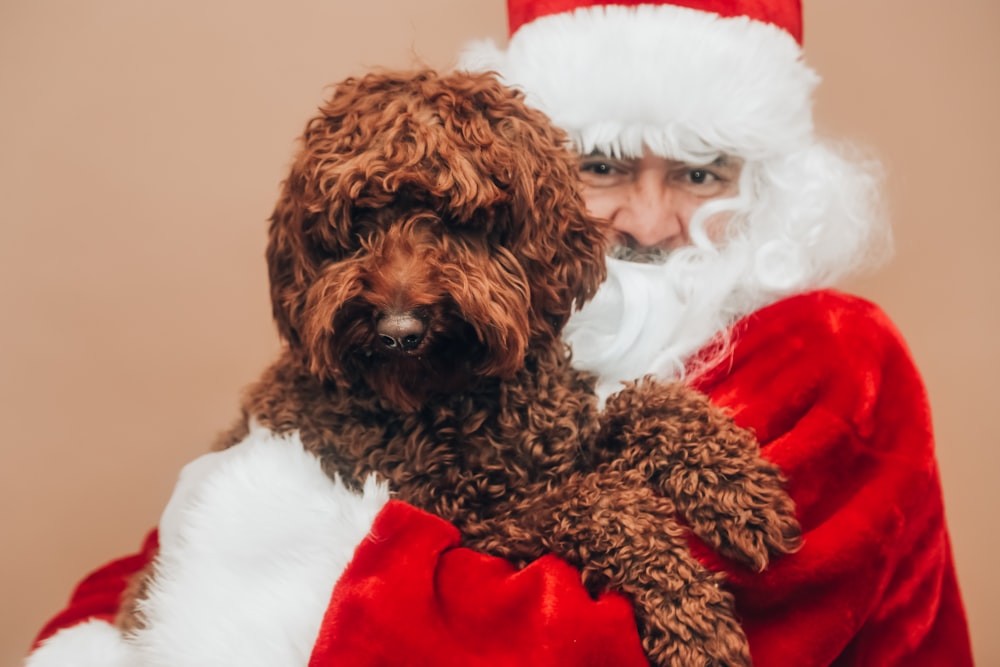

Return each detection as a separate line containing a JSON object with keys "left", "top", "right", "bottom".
{"left": 25, "top": 428, "right": 389, "bottom": 667}
{"left": 24, "top": 620, "right": 132, "bottom": 667}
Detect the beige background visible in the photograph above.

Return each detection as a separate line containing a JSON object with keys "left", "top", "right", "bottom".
{"left": 2, "top": 1, "right": 997, "bottom": 664}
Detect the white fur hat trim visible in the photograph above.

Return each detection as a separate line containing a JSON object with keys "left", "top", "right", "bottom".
{"left": 460, "top": 4, "right": 819, "bottom": 161}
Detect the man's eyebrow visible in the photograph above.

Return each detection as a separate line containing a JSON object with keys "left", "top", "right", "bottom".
{"left": 711, "top": 155, "right": 742, "bottom": 167}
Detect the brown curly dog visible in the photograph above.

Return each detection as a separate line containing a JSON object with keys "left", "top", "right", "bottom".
{"left": 127, "top": 69, "right": 801, "bottom": 666}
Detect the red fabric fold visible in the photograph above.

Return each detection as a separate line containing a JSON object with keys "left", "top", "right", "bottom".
{"left": 688, "top": 290, "right": 972, "bottom": 666}
{"left": 31, "top": 530, "right": 159, "bottom": 649}
{"left": 310, "top": 500, "right": 648, "bottom": 666}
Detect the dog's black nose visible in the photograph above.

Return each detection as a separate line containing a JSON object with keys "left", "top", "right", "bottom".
{"left": 376, "top": 312, "right": 427, "bottom": 351}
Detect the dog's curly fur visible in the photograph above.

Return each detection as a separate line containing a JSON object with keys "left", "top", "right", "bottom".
{"left": 128, "top": 70, "right": 802, "bottom": 666}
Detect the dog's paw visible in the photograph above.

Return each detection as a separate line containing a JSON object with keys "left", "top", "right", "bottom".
{"left": 600, "top": 379, "right": 801, "bottom": 570}
{"left": 541, "top": 472, "right": 754, "bottom": 667}
{"left": 628, "top": 562, "right": 752, "bottom": 667}
{"left": 622, "top": 546, "right": 751, "bottom": 667}
{"left": 651, "top": 421, "right": 802, "bottom": 571}
{"left": 683, "top": 457, "right": 802, "bottom": 571}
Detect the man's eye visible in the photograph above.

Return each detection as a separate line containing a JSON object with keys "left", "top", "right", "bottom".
{"left": 688, "top": 169, "right": 716, "bottom": 184}
{"left": 579, "top": 157, "right": 631, "bottom": 187}
{"left": 581, "top": 161, "right": 614, "bottom": 175}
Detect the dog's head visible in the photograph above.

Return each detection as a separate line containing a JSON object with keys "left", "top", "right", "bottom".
{"left": 267, "top": 69, "right": 607, "bottom": 410}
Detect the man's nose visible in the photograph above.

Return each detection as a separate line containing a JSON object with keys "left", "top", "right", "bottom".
{"left": 611, "top": 178, "right": 685, "bottom": 250}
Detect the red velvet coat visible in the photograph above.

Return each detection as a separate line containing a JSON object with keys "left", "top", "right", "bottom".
{"left": 29, "top": 290, "right": 973, "bottom": 666}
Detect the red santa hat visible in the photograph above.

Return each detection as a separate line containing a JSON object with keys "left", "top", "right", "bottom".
{"left": 461, "top": 0, "right": 819, "bottom": 162}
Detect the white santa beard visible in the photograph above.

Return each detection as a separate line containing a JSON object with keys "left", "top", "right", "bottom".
{"left": 564, "top": 257, "right": 683, "bottom": 399}
{"left": 564, "top": 249, "right": 751, "bottom": 403}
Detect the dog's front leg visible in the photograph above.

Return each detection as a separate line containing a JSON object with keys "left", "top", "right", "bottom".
{"left": 599, "top": 379, "right": 801, "bottom": 572}
{"left": 529, "top": 471, "right": 752, "bottom": 667}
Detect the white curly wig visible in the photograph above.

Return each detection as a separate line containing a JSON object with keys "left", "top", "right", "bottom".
{"left": 459, "top": 3, "right": 891, "bottom": 400}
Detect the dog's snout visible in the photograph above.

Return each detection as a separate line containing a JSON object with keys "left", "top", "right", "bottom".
{"left": 376, "top": 311, "right": 427, "bottom": 352}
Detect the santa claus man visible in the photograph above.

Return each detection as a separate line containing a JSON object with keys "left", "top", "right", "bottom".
{"left": 26, "top": 1, "right": 973, "bottom": 666}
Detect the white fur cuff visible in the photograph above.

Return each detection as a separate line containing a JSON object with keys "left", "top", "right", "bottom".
{"left": 130, "top": 428, "right": 390, "bottom": 666}
{"left": 27, "top": 429, "right": 391, "bottom": 667}
{"left": 24, "top": 620, "right": 133, "bottom": 667}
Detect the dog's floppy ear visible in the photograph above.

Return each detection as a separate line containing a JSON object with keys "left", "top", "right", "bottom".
{"left": 468, "top": 76, "right": 609, "bottom": 337}
{"left": 266, "top": 126, "right": 346, "bottom": 347}
{"left": 267, "top": 170, "right": 312, "bottom": 346}
{"left": 510, "top": 137, "right": 608, "bottom": 332}
{"left": 266, "top": 77, "right": 367, "bottom": 346}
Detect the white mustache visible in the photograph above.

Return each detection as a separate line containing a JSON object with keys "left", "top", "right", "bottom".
{"left": 564, "top": 256, "right": 687, "bottom": 402}
{"left": 606, "top": 243, "right": 672, "bottom": 264}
